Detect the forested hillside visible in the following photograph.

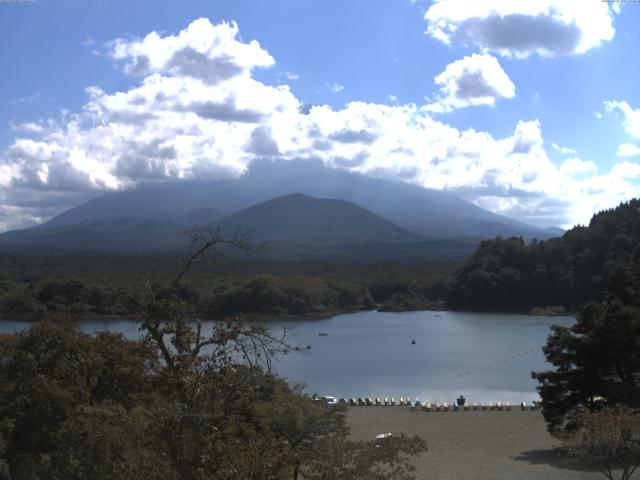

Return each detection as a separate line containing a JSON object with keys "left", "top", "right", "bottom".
{"left": 446, "top": 199, "right": 640, "bottom": 311}
{"left": 0, "top": 254, "right": 452, "bottom": 320}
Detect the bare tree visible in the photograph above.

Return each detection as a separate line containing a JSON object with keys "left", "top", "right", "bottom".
{"left": 562, "top": 407, "right": 640, "bottom": 480}
{"left": 116, "top": 226, "right": 290, "bottom": 403}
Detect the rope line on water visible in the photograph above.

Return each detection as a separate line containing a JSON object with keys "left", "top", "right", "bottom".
{"left": 456, "top": 347, "right": 537, "bottom": 378}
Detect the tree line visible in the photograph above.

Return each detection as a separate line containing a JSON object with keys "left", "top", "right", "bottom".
{"left": 0, "top": 255, "right": 452, "bottom": 320}
{"left": 446, "top": 199, "right": 640, "bottom": 311}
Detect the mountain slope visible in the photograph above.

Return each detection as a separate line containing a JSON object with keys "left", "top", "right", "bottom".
{"left": 0, "top": 217, "right": 188, "bottom": 252}
{"left": 216, "top": 193, "right": 421, "bottom": 246}
{"left": 2, "top": 194, "right": 459, "bottom": 257}
{"left": 40, "top": 160, "right": 553, "bottom": 240}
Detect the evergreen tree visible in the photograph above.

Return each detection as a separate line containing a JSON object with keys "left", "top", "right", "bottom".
{"left": 533, "top": 299, "right": 640, "bottom": 433}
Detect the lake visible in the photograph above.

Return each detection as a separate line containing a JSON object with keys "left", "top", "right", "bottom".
{"left": 0, "top": 310, "right": 573, "bottom": 404}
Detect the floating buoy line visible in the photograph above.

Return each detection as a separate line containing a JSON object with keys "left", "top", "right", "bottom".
{"left": 456, "top": 347, "right": 538, "bottom": 378}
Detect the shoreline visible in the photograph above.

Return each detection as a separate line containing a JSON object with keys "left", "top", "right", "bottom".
{"left": 0, "top": 305, "right": 576, "bottom": 323}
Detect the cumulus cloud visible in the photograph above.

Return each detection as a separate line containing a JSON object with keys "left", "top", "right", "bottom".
{"left": 511, "top": 119, "right": 543, "bottom": 154}
{"left": 109, "top": 19, "right": 274, "bottom": 84}
{"left": 617, "top": 143, "right": 640, "bottom": 158}
{"left": 1, "top": 18, "right": 638, "bottom": 232}
{"left": 424, "top": 0, "right": 615, "bottom": 58}
{"left": 425, "top": 53, "right": 515, "bottom": 113}
{"left": 327, "top": 82, "right": 345, "bottom": 93}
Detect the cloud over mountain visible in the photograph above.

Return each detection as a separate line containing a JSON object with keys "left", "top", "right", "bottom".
{"left": 0, "top": 18, "right": 637, "bottom": 233}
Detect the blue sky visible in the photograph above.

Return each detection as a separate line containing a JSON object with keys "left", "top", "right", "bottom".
{"left": 1, "top": 0, "right": 640, "bottom": 231}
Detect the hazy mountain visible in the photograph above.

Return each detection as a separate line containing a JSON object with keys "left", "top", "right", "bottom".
{"left": 0, "top": 215, "right": 193, "bottom": 253}
{"left": 1, "top": 193, "right": 424, "bottom": 253}
{"left": 40, "top": 160, "right": 554, "bottom": 240}
{"left": 216, "top": 193, "right": 421, "bottom": 246}
{"left": 0, "top": 193, "right": 479, "bottom": 259}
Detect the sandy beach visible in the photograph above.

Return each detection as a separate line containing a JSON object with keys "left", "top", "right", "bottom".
{"left": 347, "top": 406, "right": 602, "bottom": 480}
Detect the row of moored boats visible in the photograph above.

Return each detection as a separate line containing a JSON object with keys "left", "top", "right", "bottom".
{"left": 329, "top": 397, "right": 540, "bottom": 411}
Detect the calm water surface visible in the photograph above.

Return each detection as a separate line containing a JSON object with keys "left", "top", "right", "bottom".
{"left": 1, "top": 310, "right": 573, "bottom": 404}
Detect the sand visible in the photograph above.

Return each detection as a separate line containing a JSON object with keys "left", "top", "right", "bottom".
{"left": 347, "top": 406, "right": 603, "bottom": 480}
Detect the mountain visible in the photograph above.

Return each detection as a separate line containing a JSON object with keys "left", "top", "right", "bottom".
{"left": 0, "top": 214, "right": 195, "bottom": 253}
{"left": 0, "top": 193, "right": 479, "bottom": 259}
{"left": 40, "top": 160, "right": 553, "bottom": 239}
{"left": 212, "top": 193, "right": 476, "bottom": 258}
{"left": 216, "top": 193, "right": 420, "bottom": 246}
{"left": 0, "top": 160, "right": 559, "bottom": 257}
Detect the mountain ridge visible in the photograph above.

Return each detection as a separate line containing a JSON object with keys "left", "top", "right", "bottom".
{"left": 38, "top": 160, "right": 553, "bottom": 240}
{"left": 215, "top": 193, "right": 422, "bottom": 246}
{"left": 0, "top": 192, "right": 482, "bottom": 259}
{"left": 0, "top": 161, "right": 561, "bottom": 258}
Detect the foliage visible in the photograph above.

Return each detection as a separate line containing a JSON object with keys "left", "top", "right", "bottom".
{"left": 562, "top": 407, "right": 640, "bottom": 480}
{"left": 206, "top": 275, "right": 375, "bottom": 318}
{"left": 0, "top": 253, "right": 455, "bottom": 320}
{"left": 447, "top": 199, "right": 640, "bottom": 311}
{"left": 532, "top": 299, "right": 640, "bottom": 433}
{"left": 0, "top": 320, "right": 160, "bottom": 478}
{"left": 0, "top": 231, "right": 427, "bottom": 479}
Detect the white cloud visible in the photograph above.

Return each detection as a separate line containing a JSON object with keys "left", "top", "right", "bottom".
{"left": 327, "top": 82, "right": 345, "bottom": 93}
{"left": 617, "top": 143, "right": 640, "bottom": 158}
{"left": 1, "top": 18, "right": 638, "bottom": 232}
{"left": 605, "top": 100, "right": 640, "bottom": 139}
{"left": 10, "top": 121, "right": 44, "bottom": 134}
{"left": 559, "top": 157, "right": 598, "bottom": 175}
{"left": 610, "top": 160, "right": 640, "bottom": 179}
{"left": 552, "top": 142, "right": 577, "bottom": 155}
{"left": 388, "top": 94, "right": 398, "bottom": 103}
{"left": 424, "top": 0, "right": 616, "bottom": 58}
{"left": 285, "top": 72, "right": 300, "bottom": 80}
{"left": 425, "top": 53, "right": 515, "bottom": 113}
{"left": 109, "top": 19, "right": 274, "bottom": 84}
{"left": 511, "top": 119, "right": 543, "bottom": 154}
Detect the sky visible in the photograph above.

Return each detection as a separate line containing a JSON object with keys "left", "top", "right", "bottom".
{"left": 1, "top": 0, "right": 640, "bottom": 232}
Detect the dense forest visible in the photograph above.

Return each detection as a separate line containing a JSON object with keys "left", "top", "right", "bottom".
{"left": 0, "top": 254, "right": 452, "bottom": 320}
{"left": 446, "top": 199, "right": 640, "bottom": 311}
